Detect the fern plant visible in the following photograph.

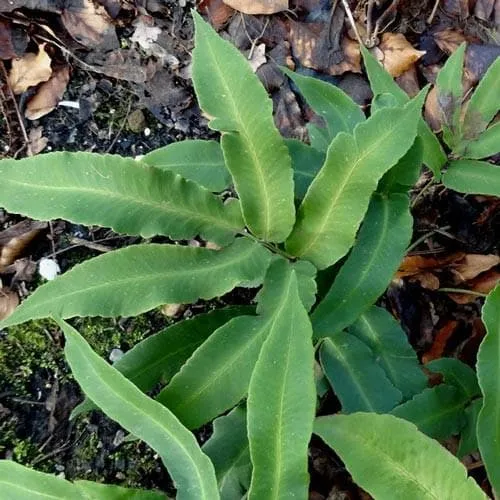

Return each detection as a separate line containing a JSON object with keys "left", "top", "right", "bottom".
{"left": 0, "top": 11, "right": 499, "bottom": 499}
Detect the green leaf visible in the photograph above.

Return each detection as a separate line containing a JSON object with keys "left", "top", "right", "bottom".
{"left": 311, "top": 193, "right": 413, "bottom": 336}
{"left": 361, "top": 45, "right": 446, "bottom": 176}
{"left": 0, "top": 460, "right": 167, "bottom": 499}
{"left": 307, "top": 123, "right": 331, "bottom": 152}
{"left": 463, "top": 56, "right": 500, "bottom": 139}
{"left": 443, "top": 159, "right": 500, "bottom": 196}
{"left": 156, "top": 259, "right": 302, "bottom": 429}
{"left": 348, "top": 306, "right": 427, "bottom": 400}
{"left": 320, "top": 334, "right": 402, "bottom": 412}
{"left": 59, "top": 319, "right": 219, "bottom": 500}
{"left": 285, "top": 90, "right": 426, "bottom": 269}
{"left": 377, "top": 137, "right": 423, "bottom": 193}
{"left": 73, "top": 307, "right": 252, "bottom": 418}
{"left": 285, "top": 139, "right": 324, "bottom": 199}
{"left": 283, "top": 68, "right": 365, "bottom": 141}
{"left": 477, "top": 285, "right": 500, "bottom": 492}
{"left": 192, "top": 12, "right": 295, "bottom": 242}
{"left": 0, "top": 238, "right": 271, "bottom": 328}
{"left": 435, "top": 43, "right": 466, "bottom": 148}
{"left": 291, "top": 259, "right": 317, "bottom": 311}
{"left": 463, "top": 121, "right": 500, "bottom": 159}
{"left": 426, "top": 357, "right": 480, "bottom": 400}
{"left": 142, "top": 140, "right": 230, "bottom": 192}
{"left": 457, "top": 398, "right": 482, "bottom": 459}
{"left": 391, "top": 385, "right": 467, "bottom": 439}
{"left": 314, "top": 413, "right": 486, "bottom": 500}
{"left": 202, "top": 406, "right": 251, "bottom": 500}
{"left": 0, "top": 152, "right": 243, "bottom": 245}
{"left": 247, "top": 270, "right": 315, "bottom": 500}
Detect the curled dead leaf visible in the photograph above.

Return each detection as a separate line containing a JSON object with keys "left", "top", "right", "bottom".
{"left": 424, "top": 85, "right": 443, "bottom": 132}
{"left": 433, "top": 29, "right": 466, "bottom": 55}
{"left": 8, "top": 43, "right": 52, "bottom": 94}
{"left": 375, "top": 33, "right": 426, "bottom": 78}
{"left": 199, "top": 0, "right": 234, "bottom": 29}
{"left": 452, "top": 254, "right": 500, "bottom": 282}
{"left": 222, "top": 0, "right": 288, "bottom": 14}
{"left": 25, "top": 66, "right": 70, "bottom": 120}
{"left": 0, "top": 288, "right": 19, "bottom": 322}
{"left": 422, "top": 320, "right": 459, "bottom": 363}
{"left": 27, "top": 126, "right": 49, "bottom": 156}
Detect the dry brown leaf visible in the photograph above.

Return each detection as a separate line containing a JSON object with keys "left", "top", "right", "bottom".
{"left": 288, "top": 21, "right": 360, "bottom": 75}
{"left": 222, "top": 0, "right": 288, "bottom": 14}
{"left": 433, "top": 29, "right": 466, "bottom": 55}
{"left": 8, "top": 43, "right": 52, "bottom": 94}
{"left": 0, "top": 288, "right": 18, "bottom": 322}
{"left": 424, "top": 85, "right": 443, "bottom": 132}
{"left": 25, "top": 66, "right": 70, "bottom": 120}
{"left": 62, "top": 0, "right": 118, "bottom": 50}
{"left": 422, "top": 320, "right": 459, "bottom": 363}
{"left": 375, "top": 33, "right": 426, "bottom": 78}
{"left": 0, "top": 220, "right": 47, "bottom": 272}
{"left": 452, "top": 254, "right": 500, "bottom": 282}
{"left": 449, "top": 270, "right": 500, "bottom": 304}
{"left": 409, "top": 272, "right": 441, "bottom": 290}
{"left": 397, "top": 253, "right": 465, "bottom": 276}
{"left": 199, "top": 0, "right": 234, "bottom": 29}
{"left": 27, "top": 126, "right": 49, "bottom": 156}
{"left": 395, "top": 65, "right": 420, "bottom": 97}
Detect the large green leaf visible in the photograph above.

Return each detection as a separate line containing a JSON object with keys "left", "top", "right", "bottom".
{"left": 477, "top": 285, "right": 500, "bottom": 492}
{"left": 0, "top": 152, "right": 243, "bottom": 245}
{"left": 59, "top": 319, "right": 219, "bottom": 500}
{"left": 285, "top": 139, "right": 324, "bottom": 199}
{"left": 142, "top": 140, "right": 230, "bottom": 192}
{"left": 156, "top": 259, "right": 305, "bottom": 429}
{"left": 348, "top": 306, "right": 427, "bottom": 400}
{"left": 247, "top": 270, "right": 315, "bottom": 500}
{"left": 311, "top": 193, "right": 412, "bottom": 336}
{"left": 283, "top": 69, "right": 365, "bottom": 140}
{"left": 442, "top": 159, "right": 500, "bottom": 196}
{"left": 0, "top": 238, "right": 271, "bottom": 328}
{"left": 0, "top": 460, "right": 167, "bottom": 499}
{"left": 435, "top": 43, "right": 465, "bottom": 149}
{"left": 73, "top": 307, "right": 252, "bottom": 417}
{"left": 463, "top": 121, "right": 500, "bottom": 159}
{"left": 285, "top": 91, "right": 426, "bottom": 269}
{"left": 426, "top": 357, "right": 480, "bottom": 400}
{"left": 192, "top": 12, "right": 295, "bottom": 242}
{"left": 463, "top": 56, "right": 500, "bottom": 139}
{"left": 202, "top": 406, "right": 251, "bottom": 500}
{"left": 391, "top": 385, "right": 467, "bottom": 439}
{"left": 314, "top": 413, "right": 486, "bottom": 500}
{"left": 320, "top": 334, "right": 402, "bottom": 413}
{"left": 361, "top": 45, "right": 446, "bottom": 176}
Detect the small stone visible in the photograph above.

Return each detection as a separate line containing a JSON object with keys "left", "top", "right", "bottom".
{"left": 127, "top": 109, "right": 146, "bottom": 133}
{"left": 144, "top": 127, "right": 151, "bottom": 137}
{"left": 109, "top": 348, "right": 124, "bottom": 363}
{"left": 39, "top": 258, "right": 60, "bottom": 281}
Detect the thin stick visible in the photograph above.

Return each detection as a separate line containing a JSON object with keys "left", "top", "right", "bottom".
{"left": 427, "top": 0, "right": 441, "bottom": 24}
{"left": 340, "top": 0, "right": 364, "bottom": 46}
{"left": 105, "top": 96, "right": 133, "bottom": 153}
{"left": 407, "top": 225, "right": 451, "bottom": 253}
{"left": 438, "top": 288, "right": 487, "bottom": 298}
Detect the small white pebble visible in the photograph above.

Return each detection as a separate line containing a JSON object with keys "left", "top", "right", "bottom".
{"left": 39, "top": 258, "right": 61, "bottom": 281}
{"left": 109, "top": 348, "right": 124, "bottom": 363}
{"left": 144, "top": 127, "right": 151, "bottom": 137}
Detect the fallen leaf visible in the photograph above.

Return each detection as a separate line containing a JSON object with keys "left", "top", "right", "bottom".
{"left": 160, "top": 303, "right": 184, "bottom": 318}
{"left": 25, "top": 66, "right": 70, "bottom": 120}
{"left": 409, "top": 271, "right": 441, "bottom": 290}
{"left": 433, "top": 29, "right": 466, "bottom": 54}
{"left": 452, "top": 254, "right": 500, "bottom": 281}
{"left": 62, "top": 0, "right": 118, "bottom": 50}
{"left": 222, "top": 0, "right": 288, "bottom": 14}
{"left": 449, "top": 270, "right": 500, "bottom": 304}
{"left": 27, "top": 126, "right": 49, "bottom": 155}
{"left": 424, "top": 85, "right": 443, "bottom": 132}
{"left": 0, "top": 288, "right": 18, "bottom": 322}
{"left": 475, "top": 0, "right": 495, "bottom": 20}
{"left": 248, "top": 43, "right": 267, "bottom": 72}
{"left": 395, "top": 65, "right": 420, "bottom": 97}
{"left": 397, "top": 253, "right": 465, "bottom": 276}
{"left": 131, "top": 16, "right": 162, "bottom": 52}
{"left": 199, "top": 0, "right": 234, "bottom": 29}
{"left": 288, "top": 21, "right": 361, "bottom": 75}
{"left": 375, "top": 33, "right": 426, "bottom": 78}
{"left": 0, "top": 220, "right": 47, "bottom": 272}
{"left": 8, "top": 43, "right": 52, "bottom": 94}
{"left": 443, "top": 0, "right": 470, "bottom": 18}
{"left": 422, "top": 320, "right": 459, "bottom": 363}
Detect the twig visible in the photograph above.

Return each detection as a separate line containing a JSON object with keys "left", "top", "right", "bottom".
{"left": 407, "top": 225, "right": 451, "bottom": 253}
{"left": 427, "top": 0, "right": 441, "bottom": 24}
{"left": 438, "top": 288, "right": 487, "bottom": 298}
{"left": 240, "top": 14, "right": 269, "bottom": 60}
{"left": 0, "top": 61, "right": 30, "bottom": 156}
{"left": 340, "top": 0, "right": 364, "bottom": 46}
{"left": 411, "top": 177, "right": 436, "bottom": 209}
{"left": 105, "top": 96, "right": 133, "bottom": 154}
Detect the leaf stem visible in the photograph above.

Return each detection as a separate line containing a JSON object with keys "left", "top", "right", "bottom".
{"left": 438, "top": 288, "right": 488, "bottom": 298}
{"left": 239, "top": 232, "right": 295, "bottom": 260}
